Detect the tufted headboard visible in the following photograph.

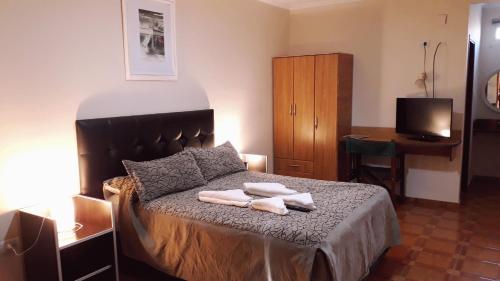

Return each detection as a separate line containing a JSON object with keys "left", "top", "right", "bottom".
{"left": 75, "top": 109, "right": 214, "bottom": 199}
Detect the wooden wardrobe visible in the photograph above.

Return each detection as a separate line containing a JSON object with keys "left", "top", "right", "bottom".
{"left": 273, "top": 53, "right": 353, "bottom": 181}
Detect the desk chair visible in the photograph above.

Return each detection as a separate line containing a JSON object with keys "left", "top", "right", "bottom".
{"left": 345, "top": 137, "right": 405, "bottom": 203}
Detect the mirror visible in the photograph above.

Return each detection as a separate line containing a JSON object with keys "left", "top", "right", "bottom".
{"left": 485, "top": 72, "right": 500, "bottom": 111}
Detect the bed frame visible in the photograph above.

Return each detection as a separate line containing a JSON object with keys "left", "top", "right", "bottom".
{"left": 75, "top": 109, "right": 214, "bottom": 199}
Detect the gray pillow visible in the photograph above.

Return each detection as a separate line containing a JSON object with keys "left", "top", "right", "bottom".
{"left": 187, "top": 141, "right": 247, "bottom": 181}
{"left": 122, "top": 151, "right": 207, "bottom": 203}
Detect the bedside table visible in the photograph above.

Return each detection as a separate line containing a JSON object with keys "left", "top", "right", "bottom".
{"left": 19, "top": 195, "right": 119, "bottom": 281}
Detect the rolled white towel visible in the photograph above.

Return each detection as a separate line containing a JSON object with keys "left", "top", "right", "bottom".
{"left": 198, "top": 189, "right": 252, "bottom": 207}
{"left": 243, "top": 182, "right": 298, "bottom": 197}
{"left": 250, "top": 197, "right": 289, "bottom": 215}
{"left": 277, "top": 193, "right": 316, "bottom": 211}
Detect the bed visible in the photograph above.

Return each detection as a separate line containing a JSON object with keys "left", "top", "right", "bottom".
{"left": 76, "top": 109, "right": 400, "bottom": 281}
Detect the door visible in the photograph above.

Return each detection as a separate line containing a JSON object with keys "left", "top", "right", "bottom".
{"left": 461, "top": 40, "right": 476, "bottom": 194}
{"left": 314, "top": 54, "right": 339, "bottom": 180}
{"left": 293, "top": 56, "right": 315, "bottom": 161}
{"left": 273, "top": 57, "right": 294, "bottom": 159}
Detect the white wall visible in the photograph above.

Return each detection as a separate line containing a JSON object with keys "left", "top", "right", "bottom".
{"left": 289, "top": 0, "right": 471, "bottom": 203}
{"left": 470, "top": 4, "right": 500, "bottom": 178}
{"left": 0, "top": 0, "right": 289, "bottom": 279}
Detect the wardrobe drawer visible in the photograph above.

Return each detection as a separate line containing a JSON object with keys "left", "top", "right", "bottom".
{"left": 275, "top": 158, "right": 313, "bottom": 175}
{"left": 275, "top": 170, "right": 314, "bottom": 179}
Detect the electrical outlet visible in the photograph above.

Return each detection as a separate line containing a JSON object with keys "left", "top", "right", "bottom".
{"left": 0, "top": 237, "right": 20, "bottom": 255}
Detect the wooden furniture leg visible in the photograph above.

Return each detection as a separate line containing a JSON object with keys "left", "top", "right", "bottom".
{"left": 399, "top": 154, "right": 406, "bottom": 202}
{"left": 390, "top": 157, "right": 398, "bottom": 203}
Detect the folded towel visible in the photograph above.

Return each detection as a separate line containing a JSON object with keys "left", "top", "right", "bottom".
{"left": 250, "top": 197, "right": 289, "bottom": 215}
{"left": 198, "top": 189, "right": 252, "bottom": 207}
{"left": 243, "top": 182, "right": 298, "bottom": 197}
{"left": 277, "top": 193, "right": 316, "bottom": 211}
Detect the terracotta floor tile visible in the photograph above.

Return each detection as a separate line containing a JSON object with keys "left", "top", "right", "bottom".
{"left": 464, "top": 245, "right": 500, "bottom": 263}
{"left": 415, "top": 251, "right": 454, "bottom": 269}
{"left": 401, "top": 223, "right": 426, "bottom": 235}
{"left": 476, "top": 217, "right": 500, "bottom": 227}
{"left": 405, "top": 264, "right": 447, "bottom": 281}
{"left": 442, "top": 211, "right": 464, "bottom": 221}
{"left": 410, "top": 207, "right": 437, "bottom": 216}
{"left": 400, "top": 233, "right": 420, "bottom": 248}
{"left": 371, "top": 259, "right": 407, "bottom": 278}
{"left": 429, "top": 228, "right": 461, "bottom": 241}
{"left": 469, "top": 236, "right": 500, "bottom": 250}
{"left": 449, "top": 276, "right": 484, "bottom": 281}
{"left": 386, "top": 245, "right": 413, "bottom": 262}
{"left": 460, "top": 259, "right": 499, "bottom": 279}
{"left": 435, "top": 220, "right": 468, "bottom": 231}
{"left": 403, "top": 214, "right": 432, "bottom": 225}
{"left": 361, "top": 178, "right": 500, "bottom": 281}
{"left": 423, "top": 239, "right": 460, "bottom": 255}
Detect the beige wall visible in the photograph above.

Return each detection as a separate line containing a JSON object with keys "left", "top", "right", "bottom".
{"left": 0, "top": 0, "right": 289, "bottom": 279}
{"left": 289, "top": 0, "right": 472, "bottom": 203}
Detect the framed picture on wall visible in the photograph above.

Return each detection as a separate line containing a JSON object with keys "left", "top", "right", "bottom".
{"left": 121, "top": 0, "right": 177, "bottom": 80}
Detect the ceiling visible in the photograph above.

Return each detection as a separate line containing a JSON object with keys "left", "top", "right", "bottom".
{"left": 258, "top": 0, "right": 361, "bottom": 10}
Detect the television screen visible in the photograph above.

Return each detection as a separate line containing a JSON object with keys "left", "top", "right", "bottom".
{"left": 396, "top": 98, "right": 453, "bottom": 139}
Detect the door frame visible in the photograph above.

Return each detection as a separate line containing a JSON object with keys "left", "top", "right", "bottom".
{"left": 461, "top": 38, "right": 476, "bottom": 196}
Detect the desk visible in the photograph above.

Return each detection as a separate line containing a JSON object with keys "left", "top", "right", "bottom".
{"left": 350, "top": 127, "right": 462, "bottom": 157}
{"left": 339, "top": 127, "right": 462, "bottom": 199}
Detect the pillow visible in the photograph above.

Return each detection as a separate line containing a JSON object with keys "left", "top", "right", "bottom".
{"left": 187, "top": 141, "right": 247, "bottom": 181}
{"left": 122, "top": 150, "right": 207, "bottom": 203}
{"left": 103, "top": 176, "right": 135, "bottom": 195}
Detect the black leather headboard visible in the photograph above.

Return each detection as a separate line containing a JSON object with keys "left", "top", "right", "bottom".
{"left": 75, "top": 109, "right": 214, "bottom": 199}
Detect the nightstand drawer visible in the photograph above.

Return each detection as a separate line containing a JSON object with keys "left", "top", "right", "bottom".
{"left": 60, "top": 232, "right": 115, "bottom": 281}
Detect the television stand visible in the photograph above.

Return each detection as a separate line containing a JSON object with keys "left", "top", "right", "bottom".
{"left": 407, "top": 135, "right": 442, "bottom": 142}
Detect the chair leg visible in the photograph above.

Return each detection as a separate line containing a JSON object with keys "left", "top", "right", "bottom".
{"left": 399, "top": 154, "right": 406, "bottom": 202}
{"left": 389, "top": 157, "right": 398, "bottom": 203}
{"left": 354, "top": 154, "right": 362, "bottom": 183}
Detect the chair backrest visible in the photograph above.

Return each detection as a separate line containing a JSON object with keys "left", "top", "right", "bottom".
{"left": 345, "top": 138, "right": 397, "bottom": 157}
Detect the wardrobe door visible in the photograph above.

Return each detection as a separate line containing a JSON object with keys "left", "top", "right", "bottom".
{"left": 293, "top": 56, "right": 315, "bottom": 161}
{"left": 273, "top": 57, "right": 294, "bottom": 159}
{"left": 314, "top": 54, "right": 339, "bottom": 180}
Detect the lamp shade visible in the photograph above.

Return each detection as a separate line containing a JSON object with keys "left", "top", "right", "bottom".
{"left": 240, "top": 154, "right": 268, "bottom": 173}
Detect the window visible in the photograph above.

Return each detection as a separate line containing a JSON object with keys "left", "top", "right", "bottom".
{"left": 496, "top": 26, "right": 500, "bottom": 40}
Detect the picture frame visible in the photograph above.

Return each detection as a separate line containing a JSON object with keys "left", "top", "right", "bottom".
{"left": 121, "top": 0, "right": 177, "bottom": 80}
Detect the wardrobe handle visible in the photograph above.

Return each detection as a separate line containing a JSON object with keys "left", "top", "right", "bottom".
{"left": 288, "top": 164, "right": 301, "bottom": 167}
{"left": 293, "top": 104, "right": 297, "bottom": 116}
{"left": 315, "top": 117, "right": 319, "bottom": 129}
{"left": 289, "top": 104, "right": 293, "bottom": 115}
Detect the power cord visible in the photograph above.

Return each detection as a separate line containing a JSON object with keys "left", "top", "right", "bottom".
{"left": 433, "top": 42, "right": 443, "bottom": 98}
{"left": 7, "top": 218, "right": 83, "bottom": 256}
{"left": 423, "top": 42, "right": 429, "bottom": 97}
{"left": 7, "top": 216, "right": 46, "bottom": 256}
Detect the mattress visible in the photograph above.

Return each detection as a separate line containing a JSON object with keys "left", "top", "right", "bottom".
{"left": 118, "top": 171, "right": 400, "bottom": 281}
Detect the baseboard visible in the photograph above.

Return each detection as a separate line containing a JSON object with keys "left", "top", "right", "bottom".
{"left": 399, "top": 197, "right": 460, "bottom": 209}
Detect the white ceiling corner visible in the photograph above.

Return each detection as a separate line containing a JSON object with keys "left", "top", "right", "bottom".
{"left": 258, "top": 0, "right": 361, "bottom": 11}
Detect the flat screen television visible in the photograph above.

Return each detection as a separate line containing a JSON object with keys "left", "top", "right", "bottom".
{"left": 396, "top": 98, "right": 453, "bottom": 141}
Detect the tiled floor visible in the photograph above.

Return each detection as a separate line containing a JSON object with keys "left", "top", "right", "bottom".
{"left": 367, "top": 177, "right": 500, "bottom": 281}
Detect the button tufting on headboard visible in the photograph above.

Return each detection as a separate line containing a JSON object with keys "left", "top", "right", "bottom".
{"left": 75, "top": 109, "right": 214, "bottom": 199}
